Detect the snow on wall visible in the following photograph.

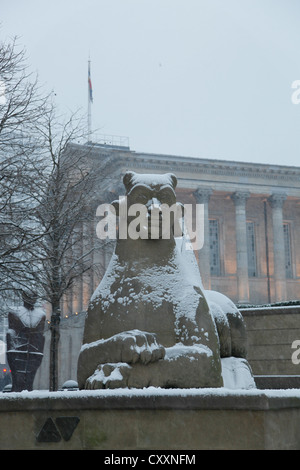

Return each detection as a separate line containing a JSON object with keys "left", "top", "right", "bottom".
{"left": 0, "top": 386, "right": 300, "bottom": 402}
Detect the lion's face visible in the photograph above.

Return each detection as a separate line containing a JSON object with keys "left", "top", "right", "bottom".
{"left": 118, "top": 172, "right": 183, "bottom": 240}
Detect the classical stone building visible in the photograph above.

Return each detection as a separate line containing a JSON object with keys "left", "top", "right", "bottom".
{"left": 60, "top": 140, "right": 300, "bottom": 315}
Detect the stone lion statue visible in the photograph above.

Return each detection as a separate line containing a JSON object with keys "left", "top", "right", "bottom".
{"left": 77, "top": 171, "right": 255, "bottom": 390}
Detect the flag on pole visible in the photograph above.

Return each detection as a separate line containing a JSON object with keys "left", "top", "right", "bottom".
{"left": 88, "top": 61, "right": 93, "bottom": 103}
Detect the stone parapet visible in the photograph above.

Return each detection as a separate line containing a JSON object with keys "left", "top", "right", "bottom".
{"left": 241, "top": 305, "right": 300, "bottom": 375}
{"left": 0, "top": 389, "right": 300, "bottom": 450}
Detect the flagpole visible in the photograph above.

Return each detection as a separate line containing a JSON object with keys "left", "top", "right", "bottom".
{"left": 88, "top": 58, "right": 92, "bottom": 142}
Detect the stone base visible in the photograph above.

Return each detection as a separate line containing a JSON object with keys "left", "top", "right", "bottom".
{"left": 1, "top": 388, "right": 300, "bottom": 450}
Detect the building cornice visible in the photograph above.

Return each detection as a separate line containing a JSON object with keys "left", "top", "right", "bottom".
{"left": 68, "top": 143, "right": 300, "bottom": 194}
{"left": 125, "top": 152, "right": 300, "bottom": 183}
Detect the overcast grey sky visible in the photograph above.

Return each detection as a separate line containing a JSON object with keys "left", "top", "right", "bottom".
{"left": 1, "top": 0, "right": 300, "bottom": 166}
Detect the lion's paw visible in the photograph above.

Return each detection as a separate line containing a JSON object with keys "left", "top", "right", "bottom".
{"left": 117, "top": 330, "right": 165, "bottom": 364}
{"left": 85, "top": 362, "right": 131, "bottom": 389}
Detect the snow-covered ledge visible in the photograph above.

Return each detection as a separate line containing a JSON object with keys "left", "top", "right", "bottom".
{"left": 0, "top": 387, "right": 300, "bottom": 450}
{"left": 1, "top": 387, "right": 299, "bottom": 410}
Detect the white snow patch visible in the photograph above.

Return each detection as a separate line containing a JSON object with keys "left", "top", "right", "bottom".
{"left": 9, "top": 306, "right": 46, "bottom": 328}
{"left": 129, "top": 172, "right": 176, "bottom": 190}
{"left": 1, "top": 387, "right": 300, "bottom": 401}
{"left": 205, "top": 290, "right": 239, "bottom": 316}
{"left": 221, "top": 357, "right": 256, "bottom": 390}
{"left": 87, "top": 362, "right": 131, "bottom": 386}
{"left": 165, "top": 343, "right": 212, "bottom": 361}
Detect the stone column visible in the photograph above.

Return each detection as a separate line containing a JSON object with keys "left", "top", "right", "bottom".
{"left": 193, "top": 188, "right": 213, "bottom": 289}
{"left": 268, "top": 193, "right": 287, "bottom": 302}
{"left": 231, "top": 191, "right": 250, "bottom": 304}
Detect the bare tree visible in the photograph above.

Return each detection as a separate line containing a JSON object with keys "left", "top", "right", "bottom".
{"left": 0, "top": 36, "right": 102, "bottom": 390}
{"left": 30, "top": 104, "right": 97, "bottom": 391}
{"left": 0, "top": 37, "right": 47, "bottom": 144}
{"left": 0, "top": 36, "right": 49, "bottom": 305}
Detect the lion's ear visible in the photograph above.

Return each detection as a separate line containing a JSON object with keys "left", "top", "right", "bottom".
{"left": 111, "top": 197, "right": 128, "bottom": 218}
{"left": 168, "top": 173, "right": 177, "bottom": 189}
{"left": 123, "top": 171, "right": 136, "bottom": 193}
{"left": 111, "top": 199, "right": 120, "bottom": 216}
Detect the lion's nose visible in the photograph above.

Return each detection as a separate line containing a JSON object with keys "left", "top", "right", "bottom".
{"left": 147, "top": 198, "right": 161, "bottom": 212}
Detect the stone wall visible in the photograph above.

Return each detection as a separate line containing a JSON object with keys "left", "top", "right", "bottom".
{"left": 241, "top": 305, "right": 300, "bottom": 375}
{"left": 0, "top": 389, "right": 300, "bottom": 450}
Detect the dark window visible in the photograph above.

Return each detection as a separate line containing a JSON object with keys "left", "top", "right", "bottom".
{"left": 246, "top": 221, "right": 257, "bottom": 277}
{"left": 209, "top": 219, "right": 221, "bottom": 276}
{"left": 283, "top": 223, "right": 293, "bottom": 278}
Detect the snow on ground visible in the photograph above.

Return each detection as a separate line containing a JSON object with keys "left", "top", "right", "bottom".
{"left": 0, "top": 386, "right": 300, "bottom": 402}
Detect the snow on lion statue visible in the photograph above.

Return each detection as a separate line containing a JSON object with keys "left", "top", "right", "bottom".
{"left": 77, "top": 171, "right": 255, "bottom": 390}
